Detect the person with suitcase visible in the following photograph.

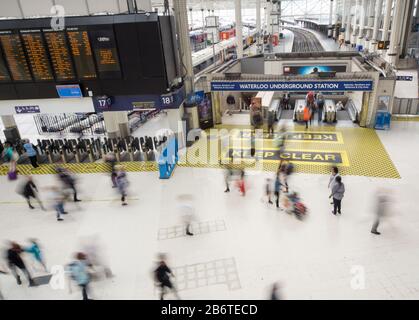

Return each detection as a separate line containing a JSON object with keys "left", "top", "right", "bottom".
{"left": 2, "top": 142, "right": 19, "bottom": 179}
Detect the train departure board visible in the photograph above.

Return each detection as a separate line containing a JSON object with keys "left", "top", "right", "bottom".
{"left": 44, "top": 31, "right": 75, "bottom": 80}
{"left": 0, "top": 48, "right": 11, "bottom": 81}
{"left": 0, "top": 32, "right": 32, "bottom": 81}
{"left": 67, "top": 30, "right": 97, "bottom": 79}
{"left": 21, "top": 31, "right": 54, "bottom": 81}
{"left": 90, "top": 29, "right": 121, "bottom": 79}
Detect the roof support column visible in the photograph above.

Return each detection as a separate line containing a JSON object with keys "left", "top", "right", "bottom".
{"left": 370, "top": 0, "right": 382, "bottom": 52}
{"left": 173, "top": 0, "right": 194, "bottom": 94}
{"left": 381, "top": 0, "right": 393, "bottom": 43}
{"left": 345, "top": 0, "right": 353, "bottom": 44}
{"left": 235, "top": 0, "right": 243, "bottom": 59}
{"left": 387, "top": 0, "right": 405, "bottom": 66}
{"left": 356, "top": 0, "right": 367, "bottom": 47}
{"left": 328, "top": 0, "right": 334, "bottom": 38}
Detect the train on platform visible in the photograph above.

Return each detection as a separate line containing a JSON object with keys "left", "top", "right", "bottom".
{"left": 192, "top": 27, "right": 258, "bottom": 74}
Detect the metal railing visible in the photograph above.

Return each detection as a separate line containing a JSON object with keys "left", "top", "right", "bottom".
{"left": 392, "top": 98, "right": 419, "bottom": 116}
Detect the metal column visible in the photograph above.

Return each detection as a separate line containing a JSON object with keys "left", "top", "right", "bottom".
{"left": 235, "top": 0, "right": 243, "bottom": 59}
{"left": 381, "top": 0, "right": 393, "bottom": 42}
{"left": 356, "top": 0, "right": 367, "bottom": 47}
{"left": 256, "top": 0, "right": 262, "bottom": 51}
{"left": 345, "top": 0, "right": 353, "bottom": 44}
{"left": 351, "top": 0, "right": 360, "bottom": 45}
{"left": 328, "top": 0, "right": 334, "bottom": 38}
{"left": 368, "top": 0, "right": 381, "bottom": 52}
{"left": 388, "top": 0, "right": 405, "bottom": 65}
{"left": 173, "top": 0, "right": 194, "bottom": 95}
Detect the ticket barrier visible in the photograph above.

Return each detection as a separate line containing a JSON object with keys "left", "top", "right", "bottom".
{"left": 324, "top": 99, "right": 337, "bottom": 123}
{"left": 293, "top": 99, "right": 306, "bottom": 121}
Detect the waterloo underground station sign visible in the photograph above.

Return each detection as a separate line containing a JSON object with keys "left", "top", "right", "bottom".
{"left": 210, "top": 80, "right": 374, "bottom": 92}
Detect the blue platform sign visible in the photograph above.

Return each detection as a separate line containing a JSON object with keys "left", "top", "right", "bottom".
{"left": 15, "top": 105, "right": 40, "bottom": 114}
{"left": 211, "top": 80, "right": 374, "bottom": 92}
{"left": 56, "top": 85, "right": 83, "bottom": 98}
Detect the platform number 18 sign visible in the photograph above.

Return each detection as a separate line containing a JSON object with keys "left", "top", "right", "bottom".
{"left": 161, "top": 94, "right": 174, "bottom": 107}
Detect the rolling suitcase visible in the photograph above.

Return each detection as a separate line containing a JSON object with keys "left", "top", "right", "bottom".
{"left": 8, "top": 170, "right": 17, "bottom": 181}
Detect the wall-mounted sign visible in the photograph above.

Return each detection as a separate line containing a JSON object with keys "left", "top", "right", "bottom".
{"left": 15, "top": 105, "right": 40, "bottom": 114}
{"left": 211, "top": 81, "right": 374, "bottom": 92}
{"left": 96, "top": 95, "right": 112, "bottom": 110}
{"left": 377, "top": 41, "right": 390, "bottom": 50}
{"left": 132, "top": 101, "right": 156, "bottom": 111}
{"left": 396, "top": 75, "right": 413, "bottom": 81}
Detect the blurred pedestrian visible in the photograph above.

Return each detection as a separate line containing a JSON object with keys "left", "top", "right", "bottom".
{"left": 82, "top": 235, "right": 113, "bottom": 279}
{"left": 154, "top": 254, "right": 180, "bottom": 300}
{"left": 115, "top": 165, "right": 129, "bottom": 206}
{"left": 265, "top": 178, "right": 273, "bottom": 204}
{"left": 56, "top": 167, "right": 81, "bottom": 202}
{"left": 6, "top": 242, "right": 34, "bottom": 286}
{"left": 177, "top": 194, "right": 196, "bottom": 236}
{"left": 303, "top": 105, "right": 311, "bottom": 129}
{"left": 18, "top": 176, "right": 45, "bottom": 210}
{"left": 274, "top": 172, "right": 282, "bottom": 209}
{"left": 224, "top": 164, "right": 233, "bottom": 193}
{"left": 48, "top": 186, "right": 67, "bottom": 221}
{"left": 23, "top": 139, "right": 38, "bottom": 168}
{"left": 267, "top": 110, "right": 275, "bottom": 136}
{"left": 68, "top": 252, "right": 92, "bottom": 300}
{"left": 270, "top": 282, "right": 281, "bottom": 300}
{"left": 24, "top": 239, "right": 47, "bottom": 272}
{"left": 316, "top": 94, "right": 325, "bottom": 123}
{"left": 371, "top": 192, "right": 390, "bottom": 235}
{"left": 0, "top": 267, "right": 7, "bottom": 300}
{"left": 2, "top": 141, "right": 19, "bottom": 176}
{"left": 104, "top": 152, "right": 117, "bottom": 188}
{"left": 237, "top": 169, "right": 246, "bottom": 196}
{"left": 330, "top": 176, "right": 345, "bottom": 215}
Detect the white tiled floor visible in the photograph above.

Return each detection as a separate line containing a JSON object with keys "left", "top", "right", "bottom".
{"left": 0, "top": 121, "right": 419, "bottom": 300}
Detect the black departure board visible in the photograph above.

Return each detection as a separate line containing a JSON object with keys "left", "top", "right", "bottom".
{"left": 0, "top": 33, "right": 32, "bottom": 81}
{"left": 0, "top": 48, "right": 11, "bottom": 81}
{"left": 90, "top": 29, "right": 121, "bottom": 79}
{"left": 67, "top": 30, "right": 97, "bottom": 79}
{"left": 44, "top": 31, "right": 75, "bottom": 80}
{"left": 21, "top": 31, "right": 54, "bottom": 81}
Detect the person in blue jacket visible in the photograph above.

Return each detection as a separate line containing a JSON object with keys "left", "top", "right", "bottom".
{"left": 24, "top": 239, "right": 47, "bottom": 272}
{"left": 68, "top": 252, "right": 91, "bottom": 300}
{"left": 23, "top": 139, "right": 38, "bottom": 168}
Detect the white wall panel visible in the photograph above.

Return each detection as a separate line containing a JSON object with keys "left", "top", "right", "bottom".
{"left": 19, "top": 0, "right": 54, "bottom": 17}
{"left": 54, "top": 0, "right": 89, "bottom": 16}
{"left": 0, "top": 0, "right": 23, "bottom": 18}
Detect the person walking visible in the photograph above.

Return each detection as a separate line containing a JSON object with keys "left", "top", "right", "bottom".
{"left": 68, "top": 252, "right": 92, "bottom": 300}
{"left": 56, "top": 167, "right": 81, "bottom": 202}
{"left": 270, "top": 282, "right": 281, "bottom": 300}
{"left": 328, "top": 166, "right": 340, "bottom": 204}
{"left": 23, "top": 139, "right": 38, "bottom": 168}
{"left": 0, "top": 267, "right": 7, "bottom": 300}
{"left": 267, "top": 110, "right": 275, "bottom": 136}
{"left": 49, "top": 186, "right": 67, "bottom": 221}
{"left": 303, "top": 105, "right": 311, "bottom": 129}
{"left": 316, "top": 94, "right": 325, "bottom": 123}
{"left": 115, "top": 165, "right": 129, "bottom": 206}
{"left": 224, "top": 164, "right": 233, "bottom": 193}
{"left": 104, "top": 152, "right": 117, "bottom": 188}
{"left": 24, "top": 239, "right": 47, "bottom": 272}
{"left": 6, "top": 242, "right": 34, "bottom": 286}
{"left": 18, "top": 176, "right": 45, "bottom": 210}
{"left": 274, "top": 173, "right": 282, "bottom": 209}
{"left": 330, "top": 176, "right": 345, "bottom": 215}
{"left": 177, "top": 194, "right": 195, "bottom": 236}
{"left": 265, "top": 178, "right": 273, "bottom": 204}
{"left": 154, "top": 254, "right": 180, "bottom": 300}
{"left": 2, "top": 142, "right": 19, "bottom": 175}
{"left": 371, "top": 192, "right": 390, "bottom": 235}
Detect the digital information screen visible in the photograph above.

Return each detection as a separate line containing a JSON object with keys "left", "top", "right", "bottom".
{"left": 89, "top": 28, "right": 121, "bottom": 78}
{"left": 67, "top": 29, "right": 97, "bottom": 79}
{"left": 21, "top": 31, "right": 54, "bottom": 81}
{"left": 0, "top": 32, "right": 32, "bottom": 81}
{"left": 44, "top": 30, "right": 75, "bottom": 80}
{"left": 56, "top": 84, "right": 82, "bottom": 98}
{"left": 0, "top": 47, "right": 11, "bottom": 81}
{"left": 283, "top": 65, "right": 347, "bottom": 75}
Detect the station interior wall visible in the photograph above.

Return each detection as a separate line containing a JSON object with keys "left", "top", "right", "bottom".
{"left": 0, "top": 97, "right": 95, "bottom": 116}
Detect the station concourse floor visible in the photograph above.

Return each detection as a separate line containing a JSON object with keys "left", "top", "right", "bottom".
{"left": 1, "top": 117, "right": 419, "bottom": 300}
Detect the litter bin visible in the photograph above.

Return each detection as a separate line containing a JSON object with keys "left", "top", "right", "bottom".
{"left": 374, "top": 110, "right": 391, "bottom": 130}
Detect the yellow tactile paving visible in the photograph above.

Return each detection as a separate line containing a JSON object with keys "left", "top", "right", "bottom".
{"left": 391, "top": 116, "right": 419, "bottom": 122}
{"left": 0, "top": 161, "right": 158, "bottom": 176}
{"left": 178, "top": 124, "right": 400, "bottom": 179}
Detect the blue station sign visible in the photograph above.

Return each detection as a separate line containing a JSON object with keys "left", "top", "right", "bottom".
{"left": 15, "top": 105, "right": 40, "bottom": 114}
{"left": 210, "top": 80, "right": 374, "bottom": 92}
